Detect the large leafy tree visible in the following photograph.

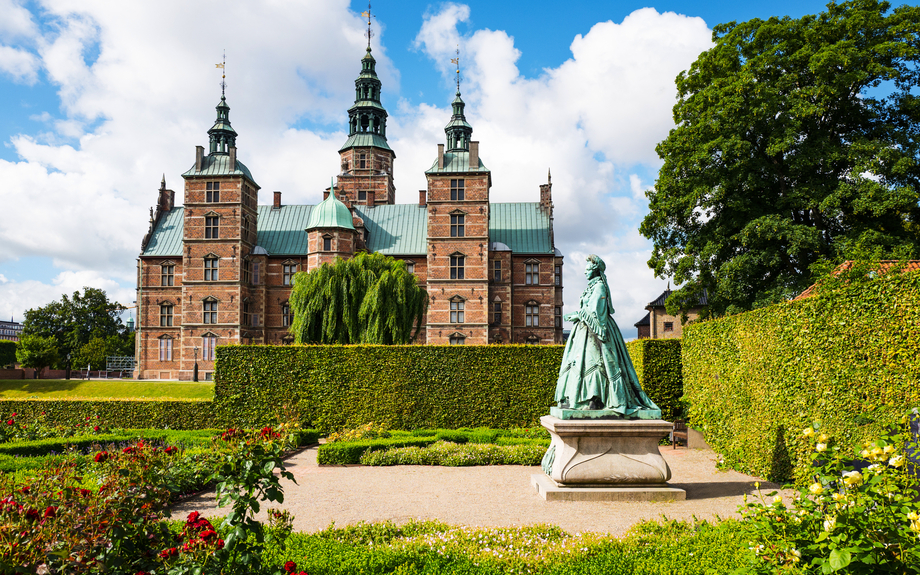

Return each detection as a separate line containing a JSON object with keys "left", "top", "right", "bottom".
{"left": 22, "top": 287, "right": 128, "bottom": 368}
{"left": 16, "top": 335, "right": 60, "bottom": 374}
{"left": 0, "top": 341, "right": 16, "bottom": 368}
{"left": 641, "top": 0, "right": 920, "bottom": 316}
{"left": 289, "top": 252, "right": 428, "bottom": 344}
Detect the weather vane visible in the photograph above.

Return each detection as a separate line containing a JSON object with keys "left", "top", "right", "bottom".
{"left": 361, "top": 1, "right": 375, "bottom": 48}
{"left": 450, "top": 46, "right": 461, "bottom": 92}
{"left": 215, "top": 50, "right": 226, "bottom": 97}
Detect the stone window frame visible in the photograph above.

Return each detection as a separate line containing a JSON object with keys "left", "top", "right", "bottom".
{"left": 555, "top": 306, "right": 563, "bottom": 328}
{"left": 160, "top": 261, "right": 175, "bottom": 286}
{"left": 491, "top": 298, "right": 502, "bottom": 325}
{"left": 202, "top": 297, "right": 218, "bottom": 324}
{"left": 450, "top": 178, "right": 465, "bottom": 201}
{"left": 281, "top": 301, "right": 293, "bottom": 327}
{"left": 449, "top": 210, "right": 466, "bottom": 238}
{"left": 203, "top": 254, "right": 219, "bottom": 281}
{"left": 204, "top": 212, "right": 220, "bottom": 239}
{"left": 158, "top": 335, "right": 173, "bottom": 361}
{"left": 448, "top": 332, "right": 466, "bottom": 345}
{"left": 205, "top": 181, "right": 220, "bottom": 203}
{"left": 252, "top": 261, "right": 261, "bottom": 285}
{"left": 404, "top": 260, "right": 415, "bottom": 274}
{"left": 322, "top": 235, "right": 333, "bottom": 251}
{"left": 664, "top": 321, "right": 674, "bottom": 332}
{"left": 525, "top": 300, "right": 540, "bottom": 327}
{"left": 242, "top": 257, "right": 252, "bottom": 285}
{"left": 358, "top": 153, "right": 367, "bottom": 169}
{"left": 449, "top": 296, "right": 466, "bottom": 324}
{"left": 449, "top": 253, "right": 465, "bottom": 280}
{"left": 201, "top": 332, "right": 219, "bottom": 361}
{"left": 492, "top": 259, "right": 501, "bottom": 283}
{"left": 525, "top": 259, "right": 540, "bottom": 285}
{"left": 282, "top": 260, "right": 298, "bottom": 286}
{"left": 357, "top": 190, "right": 368, "bottom": 201}
{"left": 159, "top": 302, "right": 174, "bottom": 327}
{"left": 554, "top": 265, "right": 562, "bottom": 286}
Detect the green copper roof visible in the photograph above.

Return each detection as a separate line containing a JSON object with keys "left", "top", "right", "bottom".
{"left": 425, "top": 151, "right": 490, "bottom": 174}
{"left": 306, "top": 192, "right": 355, "bottom": 231}
{"left": 141, "top": 201, "right": 552, "bottom": 258}
{"left": 182, "top": 154, "right": 257, "bottom": 184}
{"left": 354, "top": 204, "right": 428, "bottom": 255}
{"left": 489, "top": 203, "right": 553, "bottom": 254}
{"left": 142, "top": 208, "right": 185, "bottom": 256}
{"left": 338, "top": 133, "right": 392, "bottom": 152}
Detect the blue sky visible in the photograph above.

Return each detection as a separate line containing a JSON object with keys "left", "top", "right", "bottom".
{"left": 0, "top": 0, "right": 873, "bottom": 337}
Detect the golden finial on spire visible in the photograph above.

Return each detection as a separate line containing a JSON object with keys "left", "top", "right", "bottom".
{"left": 450, "top": 45, "right": 461, "bottom": 92}
{"left": 215, "top": 50, "right": 226, "bottom": 97}
{"left": 361, "top": 1, "right": 375, "bottom": 48}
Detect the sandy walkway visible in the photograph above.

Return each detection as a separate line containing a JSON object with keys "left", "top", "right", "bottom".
{"left": 173, "top": 445, "right": 791, "bottom": 535}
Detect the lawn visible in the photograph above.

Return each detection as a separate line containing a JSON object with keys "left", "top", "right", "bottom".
{"left": 0, "top": 379, "right": 214, "bottom": 399}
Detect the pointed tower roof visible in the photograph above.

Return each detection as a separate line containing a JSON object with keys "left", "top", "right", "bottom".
{"left": 306, "top": 184, "right": 356, "bottom": 231}
{"left": 339, "top": 46, "right": 392, "bottom": 153}
{"left": 207, "top": 95, "right": 237, "bottom": 154}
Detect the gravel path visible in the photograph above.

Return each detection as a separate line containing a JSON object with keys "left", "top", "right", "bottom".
{"left": 173, "top": 446, "right": 791, "bottom": 536}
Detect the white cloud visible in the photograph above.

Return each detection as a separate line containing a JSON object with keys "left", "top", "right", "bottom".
{"left": 0, "top": 44, "right": 40, "bottom": 84}
{"left": 0, "top": 270, "right": 135, "bottom": 322}
{"left": 0, "top": 0, "right": 38, "bottom": 41}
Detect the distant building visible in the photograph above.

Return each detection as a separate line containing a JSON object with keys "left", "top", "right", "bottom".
{"left": 634, "top": 289, "right": 707, "bottom": 339}
{"left": 135, "top": 45, "right": 564, "bottom": 381}
{"left": 0, "top": 319, "right": 23, "bottom": 342}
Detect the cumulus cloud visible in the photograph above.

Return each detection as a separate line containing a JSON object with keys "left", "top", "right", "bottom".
{"left": 0, "top": 45, "right": 40, "bottom": 83}
{"left": 0, "top": 270, "right": 135, "bottom": 322}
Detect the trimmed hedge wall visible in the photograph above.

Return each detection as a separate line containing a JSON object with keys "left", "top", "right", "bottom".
{"left": 214, "top": 345, "right": 565, "bottom": 430}
{"left": 0, "top": 399, "right": 215, "bottom": 430}
{"left": 683, "top": 268, "right": 920, "bottom": 484}
{"left": 625, "top": 339, "right": 683, "bottom": 421}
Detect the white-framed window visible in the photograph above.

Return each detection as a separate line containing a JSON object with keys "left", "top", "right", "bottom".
{"left": 449, "top": 334, "right": 465, "bottom": 345}
{"left": 405, "top": 261, "right": 415, "bottom": 274}
{"left": 203, "top": 300, "right": 217, "bottom": 324}
{"left": 161, "top": 264, "right": 174, "bottom": 286}
{"left": 205, "top": 215, "right": 219, "bottom": 239}
{"left": 283, "top": 263, "right": 296, "bottom": 285}
{"left": 450, "top": 299, "right": 465, "bottom": 323}
{"left": 202, "top": 335, "right": 217, "bottom": 361}
{"left": 158, "top": 337, "right": 173, "bottom": 361}
{"left": 206, "top": 181, "right": 220, "bottom": 202}
{"left": 160, "top": 304, "right": 173, "bottom": 327}
{"left": 525, "top": 262, "right": 539, "bottom": 285}
{"left": 450, "top": 214, "right": 465, "bottom": 237}
{"left": 282, "top": 303, "right": 293, "bottom": 327}
{"left": 450, "top": 179, "right": 465, "bottom": 201}
{"left": 358, "top": 190, "right": 368, "bottom": 201}
{"left": 204, "top": 257, "right": 218, "bottom": 281}
{"left": 525, "top": 302, "right": 539, "bottom": 327}
{"left": 450, "top": 255, "right": 464, "bottom": 280}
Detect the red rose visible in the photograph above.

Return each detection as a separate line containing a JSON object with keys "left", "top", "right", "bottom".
{"left": 94, "top": 452, "right": 108, "bottom": 463}
{"left": 25, "top": 509, "right": 39, "bottom": 522}
{"left": 5, "top": 420, "right": 12, "bottom": 426}
{"left": 122, "top": 446, "right": 134, "bottom": 454}
{"left": 187, "top": 511, "right": 200, "bottom": 524}
{"left": 79, "top": 489, "right": 91, "bottom": 497}
{"left": 284, "top": 561, "right": 297, "bottom": 573}
{"left": 215, "top": 538, "right": 224, "bottom": 549}
{"left": 43, "top": 506, "right": 56, "bottom": 518}
{"left": 93, "top": 426, "right": 100, "bottom": 432}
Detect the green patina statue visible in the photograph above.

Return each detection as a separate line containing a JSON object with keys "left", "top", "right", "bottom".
{"left": 553, "top": 255, "right": 661, "bottom": 420}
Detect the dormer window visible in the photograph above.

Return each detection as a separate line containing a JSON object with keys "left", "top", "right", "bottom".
{"left": 449, "top": 334, "right": 466, "bottom": 345}
{"left": 206, "top": 181, "right": 220, "bottom": 202}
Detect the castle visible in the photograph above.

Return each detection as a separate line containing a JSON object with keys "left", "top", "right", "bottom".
{"left": 135, "top": 46, "right": 563, "bottom": 381}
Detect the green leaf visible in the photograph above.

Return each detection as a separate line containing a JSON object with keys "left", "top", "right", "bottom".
{"left": 829, "top": 549, "right": 851, "bottom": 571}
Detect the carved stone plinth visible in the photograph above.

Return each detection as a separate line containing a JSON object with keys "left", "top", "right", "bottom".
{"left": 539, "top": 415, "right": 678, "bottom": 487}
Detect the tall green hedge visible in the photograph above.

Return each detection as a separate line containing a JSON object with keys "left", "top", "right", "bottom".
{"left": 214, "top": 345, "right": 565, "bottom": 430}
{"left": 0, "top": 399, "right": 215, "bottom": 429}
{"left": 626, "top": 339, "right": 683, "bottom": 421}
{"left": 682, "top": 268, "right": 920, "bottom": 484}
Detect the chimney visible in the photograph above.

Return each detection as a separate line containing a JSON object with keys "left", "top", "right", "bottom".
{"left": 195, "top": 146, "right": 204, "bottom": 171}
{"left": 469, "top": 141, "right": 479, "bottom": 169}
{"left": 273, "top": 191, "right": 282, "bottom": 209}
{"left": 229, "top": 146, "right": 237, "bottom": 168}
{"left": 323, "top": 189, "right": 330, "bottom": 200}
{"left": 437, "top": 144, "right": 444, "bottom": 169}
{"left": 539, "top": 168, "right": 553, "bottom": 214}
{"left": 419, "top": 189, "right": 427, "bottom": 206}
{"left": 366, "top": 190, "right": 375, "bottom": 205}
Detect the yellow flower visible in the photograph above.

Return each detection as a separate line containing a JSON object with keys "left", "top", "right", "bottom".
{"left": 818, "top": 433, "right": 829, "bottom": 443}
{"left": 889, "top": 455, "right": 904, "bottom": 468}
{"left": 860, "top": 449, "right": 871, "bottom": 458}
{"left": 809, "top": 483, "right": 824, "bottom": 496}
{"left": 843, "top": 471, "right": 863, "bottom": 487}
{"left": 816, "top": 443, "right": 827, "bottom": 452}
{"left": 832, "top": 492, "right": 845, "bottom": 502}
{"left": 823, "top": 516, "right": 836, "bottom": 531}
{"left": 908, "top": 512, "right": 919, "bottom": 521}
{"left": 802, "top": 427, "right": 815, "bottom": 437}
{"left": 883, "top": 444, "right": 894, "bottom": 454}
{"left": 773, "top": 494, "right": 783, "bottom": 505}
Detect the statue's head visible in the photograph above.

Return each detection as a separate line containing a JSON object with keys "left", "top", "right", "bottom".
{"left": 585, "top": 254, "right": 606, "bottom": 278}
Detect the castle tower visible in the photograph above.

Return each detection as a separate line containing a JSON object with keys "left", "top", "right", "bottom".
{"left": 306, "top": 183, "right": 357, "bottom": 269}
{"left": 424, "top": 89, "right": 491, "bottom": 345}
{"left": 178, "top": 90, "right": 261, "bottom": 377}
{"left": 336, "top": 47, "right": 396, "bottom": 205}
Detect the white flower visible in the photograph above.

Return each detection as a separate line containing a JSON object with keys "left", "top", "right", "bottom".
{"left": 868, "top": 464, "right": 881, "bottom": 474}
{"left": 889, "top": 455, "right": 904, "bottom": 468}
{"left": 809, "top": 482, "right": 824, "bottom": 496}
{"left": 816, "top": 443, "right": 827, "bottom": 452}
{"left": 803, "top": 427, "right": 815, "bottom": 437}
{"left": 884, "top": 444, "right": 895, "bottom": 454}
{"left": 823, "top": 516, "right": 836, "bottom": 531}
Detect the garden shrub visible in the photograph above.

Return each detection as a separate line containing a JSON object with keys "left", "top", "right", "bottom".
{"left": 214, "top": 345, "right": 564, "bottom": 430}
{"left": 683, "top": 266, "right": 920, "bottom": 483}
{"left": 0, "top": 398, "right": 214, "bottom": 430}
{"left": 359, "top": 440, "right": 547, "bottom": 466}
{"left": 625, "top": 338, "right": 683, "bottom": 421}
{"left": 317, "top": 437, "right": 437, "bottom": 465}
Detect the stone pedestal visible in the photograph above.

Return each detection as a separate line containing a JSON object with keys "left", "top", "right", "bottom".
{"left": 534, "top": 415, "right": 685, "bottom": 501}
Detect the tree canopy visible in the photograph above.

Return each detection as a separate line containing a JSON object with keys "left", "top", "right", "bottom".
{"left": 0, "top": 340, "right": 16, "bottom": 368}
{"left": 22, "top": 287, "right": 129, "bottom": 368}
{"left": 16, "top": 335, "right": 60, "bottom": 373}
{"left": 289, "top": 252, "right": 428, "bottom": 344}
{"left": 641, "top": 0, "right": 920, "bottom": 316}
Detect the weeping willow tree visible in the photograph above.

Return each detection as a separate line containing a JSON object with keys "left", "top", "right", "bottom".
{"left": 289, "top": 252, "right": 428, "bottom": 344}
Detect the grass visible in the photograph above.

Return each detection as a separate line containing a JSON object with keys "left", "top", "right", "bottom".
{"left": 0, "top": 379, "right": 214, "bottom": 400}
